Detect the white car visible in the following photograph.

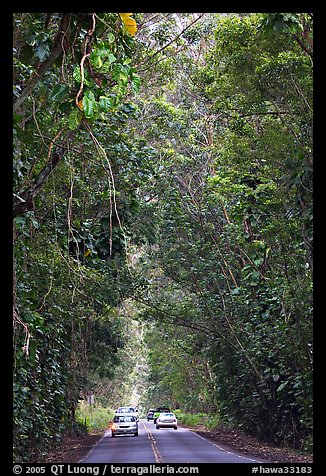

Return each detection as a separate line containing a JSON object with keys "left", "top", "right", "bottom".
{"left": 155, "top": 412, "right": 178, "bottom": 430}
{"left": 115, "top": 406, "right": 138, "bottom": 418}
{"left": 111, "top": 415, "right": 138, "bottom": 437}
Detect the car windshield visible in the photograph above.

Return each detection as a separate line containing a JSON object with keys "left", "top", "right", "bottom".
{"left": 161, "top": 413, "right": 174, "bottom": 417}
{"left": 114, "top": 416, "right": 136, "bottom": 422}
{"left": 117, "top": 407, "right": 134, "bottom": 413}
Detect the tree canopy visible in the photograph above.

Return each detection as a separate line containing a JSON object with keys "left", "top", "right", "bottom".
{"left": 13, "top": 12, "right": 313, "bottom": 461}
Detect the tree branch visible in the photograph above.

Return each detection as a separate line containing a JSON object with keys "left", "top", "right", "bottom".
{"left": 136, "top": 13, "right": 205, "bottom": 71}
{"left": 13, "top": 13, "right": 70, "bottom": 113}
{"left": 13, "top": 152, "right": 60, "bottom": 217}
{"left": 13, "top": 129, "right": 72, "bottom": 218}
{"left": 293, "top": 33, "right": 313, "bottom": 59}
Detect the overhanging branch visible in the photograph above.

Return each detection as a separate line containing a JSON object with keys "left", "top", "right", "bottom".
{"left": 13, "top": 13, "right": 70, "bottom": 113}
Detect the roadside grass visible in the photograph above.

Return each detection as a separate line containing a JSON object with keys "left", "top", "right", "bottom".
{"left": 174, "top": 410, "right": 220, "bottom": 429}
{"left": 76, "top": 401, "right": 115, "bottom": 431}
{"left": 75, "top": 404, "right": 220, "bottom": 433}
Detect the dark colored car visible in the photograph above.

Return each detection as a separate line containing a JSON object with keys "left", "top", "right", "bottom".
{"left": 153, "top": 406, "right": 171, "bottom": 424}
{"left": 111, "top": 415, "right": 138, "bottom": 437}
{"left": 147, "top": 408, "right": 156, "bottom": 421}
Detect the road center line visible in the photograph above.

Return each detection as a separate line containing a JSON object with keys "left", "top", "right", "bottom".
{"left": 142, "top": 421, "right": 165, "bottom": 463}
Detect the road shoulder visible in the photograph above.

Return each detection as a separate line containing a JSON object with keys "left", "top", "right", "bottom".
{"left": 184, "top": 423, "right": 312, "bottom": 463}
{"left": 39, "top": 429, "right": 105, "bottom": 463}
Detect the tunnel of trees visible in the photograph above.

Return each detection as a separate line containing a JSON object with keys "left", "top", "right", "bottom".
{"left": 13, "top": 12, "right": 313, "bottom": 462}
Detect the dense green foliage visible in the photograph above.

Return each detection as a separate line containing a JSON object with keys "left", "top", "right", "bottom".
{"left": 13, "top": 13, "right": 313, "bottom": 461}
{"left": 133, "top": 13, "right": 312, "bottom": 451}
{"left": 13, "top": 12, "right": 147, "bottom": 461}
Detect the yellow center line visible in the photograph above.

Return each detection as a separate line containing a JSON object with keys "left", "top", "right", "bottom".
{"left": 142, "top": 420, "right": 165, "bottom": 463}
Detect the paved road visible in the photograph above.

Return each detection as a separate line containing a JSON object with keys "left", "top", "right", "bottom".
{"left": 80, "top": 419, "right": 266, "bottom": 464}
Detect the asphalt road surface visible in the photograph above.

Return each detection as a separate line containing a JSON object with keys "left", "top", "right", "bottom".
{"left": 80, "top": 419, "right": 266, "bottom": 464}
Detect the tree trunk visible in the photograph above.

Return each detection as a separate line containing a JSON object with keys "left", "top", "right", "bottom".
{"left": 13, "top": 13, "right": 70, "bottom": 114}
{"left": 13, "top": 150, "right": 62, "bottom": 217}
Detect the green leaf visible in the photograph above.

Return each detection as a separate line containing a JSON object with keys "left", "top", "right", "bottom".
{"left": 106, "top": 53, "right": 117, "bottom": 65}
{"left": 82, "top": 90, "right": 97, "bottom": 119}
{"left": 13, "top": 113, "right": 23, "bottom": 124}
{"left": 73, "top": 65, "right": 81, "bottom": 82}
{"left": 14, "top": 215, "right": 26, "bottom": 226}
{"left": 90, "top": 48, "right": 116, "bottom": 71}
{"left": 107, "top": 32, "right": 115, "bottom": 44}
{"left": 250, "top": 271, "right": 260, "bottom": 285}
{"left": 90, "top": 53, "right": 103, "bottom": 69}
{"left": 73, "top": 66, "right": 90, "bottom": 86}
{"left": 230, "top": 287, "right": 241, "bottom": 295}
{"left": 131, "top": 74, "right": 141, "bottom": 95}
{"left": 98, "top": 96, "right": 113, "bottom": 112}
{"left": 26, "top": 34, "right": 36, "bottom": 46}
{"left": 112, "top": 63, "right": 130, "bottom": 83}
{"left": 68, "top": 108, "right": 83, "bottom": 130}
{"left": 35, "top": 42, "right": 50, "bottom": 61}
{"left": 49, "top": 84, "right": 69, "bottom": 102}
{"left": 277, "top": 381, "right": 289, "bottom": 393}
